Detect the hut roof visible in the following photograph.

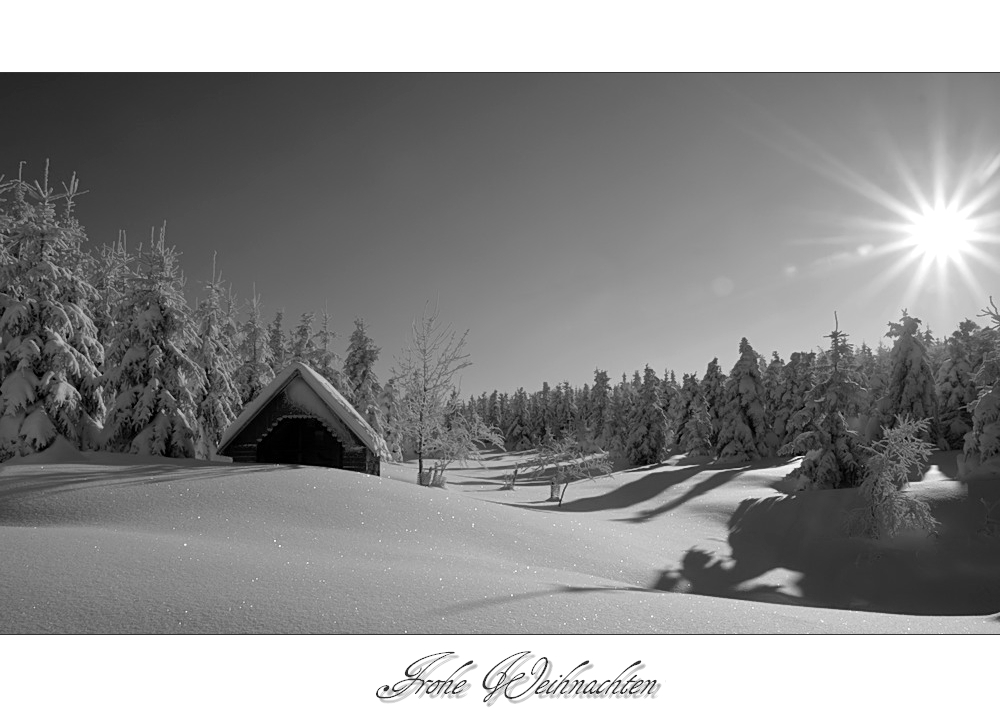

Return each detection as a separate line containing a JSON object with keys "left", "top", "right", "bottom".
{"left": 217, "top": 362, "right": 390, "bottom": 460}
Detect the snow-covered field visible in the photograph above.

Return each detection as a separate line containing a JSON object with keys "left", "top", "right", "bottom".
{"left": 1, "top": 445, "right": 998, "bottom": 634}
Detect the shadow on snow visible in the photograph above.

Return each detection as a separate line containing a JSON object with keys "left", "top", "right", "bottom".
{"left": 653, "top": 487, "right": 1000, "bottom": 617}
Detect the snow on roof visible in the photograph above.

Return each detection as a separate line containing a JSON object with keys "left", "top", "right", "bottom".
{"left": 217, "top": 362, "right": 390, "bottom": 460}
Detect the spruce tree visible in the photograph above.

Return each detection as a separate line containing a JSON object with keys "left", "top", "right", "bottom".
{"left": 861, "top": 342, "right": 891, "bottom": 431}
{"left": 625, "top": 365, "right": 670, "bottom": 466}
{"left": 499, "top": 391, "right": 513, "bottom": 436}
{"left": 487, "top": 390, "right": 502, "bottom": 429}
{"left": 775, "top": 351, "right": 816, "bottom": 449}
{"left": 234, "top": 285, "right": 274, "bottom": 406}
{"left": 504, "top": 387, "right": 532, "bottom": 451}
{"left": 672, "top": 373, "right": 702, "bottom": 446}
{"left": 661, "top": 369, "right": 682, "bottom": 439}
{"left": 0, "top": 167, "right": 105, "bottom": 457}
{"left": 715, "top": 338, "right": 769, "bottom": 461}
{"left": 701, "top": 357, "right": 727, "bottom": 449}
{"left": 936, "top": 320, "right": 978, "bottom": 449}
{"left": 600, "top": 374, "right": 626, "bottom": 462}
{"left": 310, "top": 306, "right": 344, "bottom": 391}
{"left": 964, "top": 298, "right": 1000, "bottom": 462}
{"left": 191, "top": 256, "right": 241, "bottom": 458}
{"left": 549, "top": 383, "right": 566, "bottom": 437}
{"left": 102, "top": 225, "right": 204, "bottom": 457}
{"left": 288, "top": 311, "right": 316, "bottom": 365}
{"left": 679, "top": 390, "right": 714, "bottom": 456}
{"left": 878, "top": 310, "right": 938, "bottom": 442}
{"left": 555, "top": 381, "right": 577, "bottom": 438}
{"left": 91, "top": 231, "right": 132, "bottom": 357}
{"left": 531, "top": 381, "right": 553, "bottom": 442}
{"left": 267, "top": 309, "right": 286, "bottom": 372}
{"left": 343, "top": 317, "right": 382, "bottom": 429}
{"left": 589, "top": 368, "right": 611, "bottom": 449}
{"left": 377, "top": 376, "right": 404, "bottom": 461}
{"left": 781, "top": 319, "right": 866, "bottom": 489}
{"left": 761, "top": 351, "right": 785, "bottom": 454}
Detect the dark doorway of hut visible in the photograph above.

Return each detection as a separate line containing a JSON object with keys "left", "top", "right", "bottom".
{"left": 257, "top": 418, "right": 345, "bottom": 468}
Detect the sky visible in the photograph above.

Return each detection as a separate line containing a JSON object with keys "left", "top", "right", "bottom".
{"left": 4, "top": 73, "right": 1000, "bottom": 396}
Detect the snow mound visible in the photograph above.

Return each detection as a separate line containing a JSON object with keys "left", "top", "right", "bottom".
{"left": 0, "top": 435, "right": 85, "bottom": 466}
{"left": 958, "top": 452, "right": 1000, "bottom": 482}
{"left": 1, "top": 450, "right": 997, "bottom": 633}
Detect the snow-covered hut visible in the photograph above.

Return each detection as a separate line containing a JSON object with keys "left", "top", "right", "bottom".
{"left": 217, "top": 362, "right": 388, "bottom": 475}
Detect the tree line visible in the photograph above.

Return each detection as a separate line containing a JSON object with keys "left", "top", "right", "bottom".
{"left": 459, "top": 307, "right": 1000, "bottom": 489}
{"left": 0, "top": 166, "right": 399, "bottom": 461}
{"left": 4, "top": 164, "right": 1000, "bottom": 501}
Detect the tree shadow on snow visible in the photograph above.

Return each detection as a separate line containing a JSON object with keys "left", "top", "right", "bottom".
{"left": 653, "top": 490, "right": 1000, "bottom": 616}
{"left": 556, "top": 464, "right": 714, "bottom": 513}
{"left": 491, "top": 466, "right": 705, "bottom": 513}
{"left": 495, "top": 459, "right": 772, "bottom": 515}
{"left": 624, "top": 468, "right": 746, "bottom": 523}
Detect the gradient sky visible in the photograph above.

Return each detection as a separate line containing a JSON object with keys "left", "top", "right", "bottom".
{"left": 4, "top": 74, "right": 1000, "bottom": 395}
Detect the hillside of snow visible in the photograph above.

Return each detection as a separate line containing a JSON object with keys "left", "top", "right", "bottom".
{"left": 1, "top": 446, "right": 998, "bottom": 633}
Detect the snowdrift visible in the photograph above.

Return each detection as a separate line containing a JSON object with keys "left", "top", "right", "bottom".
{"left": 1, "top": 449, "right": 998, "bottom": 633}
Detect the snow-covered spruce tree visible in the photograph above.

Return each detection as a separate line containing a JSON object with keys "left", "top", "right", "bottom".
{"left": 496, "top": 390, "right": 512, "bottom": 434}
{"left": 0, "top": 168, "right": 105, "bottom": 458}
{"left": 661, "top": 369, "right": 681, "bottom": 437}
{"left": 102, "top": 225, "right": 205, "bottom": 457}
{"left": 761, "top": 351, "right": 784, "bottom": 453}
{"left": 530, "top": 381, "right": 553, "bottom": 442}
{"left": 310, "top": 306, "right": 345, "bottom": 393}
{"left": 234, "top": 285, "right": 274, "bottom": 406}
{"left": 936, "top": 320, "right": 979, "bottom": 450}
{"left": 91, "top": 231, "right": 132, "bottom": 357}
{"left": 605, "top": 373, "right": 635, "bottom": 463}
{"left": 191, "top": 256, "right": 241, "bottom": 458}
{"left": 780, "top": 319, "right": 867, "bottom": 489}
{"left": 925, "top": 330, "right": 948, "bottom": 374}
{"left": 846, "top": 416, "right": 937, "bottom": 540}
{"left": 554, "top": 381, "right": 577, "bottom": 439}
{"left": 287, "top": 311, "right": 316, "bottom": 366}
{"left": 392, "top": 304, "right": 472, "bottom": 486}
{"left": 855, "top": 341, "right": 876, "bottom": 387}
{"left": 487, "top": 389, "right": 502, "bottom": 430}
{"left": 858, "top": 341, "right": 890, "bottom": 430}
{"left": 625, "top": 365, "right": 670, "bottom": 466}
{"left": 701, "top": 357, "right": 727, "bottom": 449}
{"left": 343, "top": 317, "right": 382, "bottom": 430}
{"left": 877, "top": 311, "right": 938, "bottom": 438}
{"left": 968, "top": 318, "right": 1000, "bottom": 374}
{"left": 589, "top": 368, "right": 611, "bottom": 449}
{"left": 679, "top": 390, "right": 714, "bottom": 456}
{"left": 573, "top": 384, "right": 591, "bottom": 444}
{"left": 671, "top": 373, "right": 701, "bottom": 446}
{"left": 549, "top": 383, "right": 566, "bottom": 438}
{"left": 377, "top": 376, "right": 404, "bottom": 461}
{"left": 715, "top": 338, "right": 769, "bottom": 461}
{"left": 964, "top": 297, "right": 1000, "bottom": 462}
{"left": 267, "top": 309, "right": 286, "bottom": 372}
{"left": 504, "top": 387, "right": 533, "bottom": 451}
{"left": 774, "top": 351, "right": 816, "bottom": 449}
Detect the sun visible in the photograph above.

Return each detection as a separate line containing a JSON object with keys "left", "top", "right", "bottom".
{"left": 903, "top": 203, "right": 974, "bottom": 263}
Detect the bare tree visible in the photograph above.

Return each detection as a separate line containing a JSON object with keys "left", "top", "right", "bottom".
{"left": 392, "top": 304, "right": 472, "bottom": 486}
{"left": 428, "top": 410, "right": 505, "bottom": 485}
{"left": 526, "top": 434, "right": 613, "bottom": 504}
